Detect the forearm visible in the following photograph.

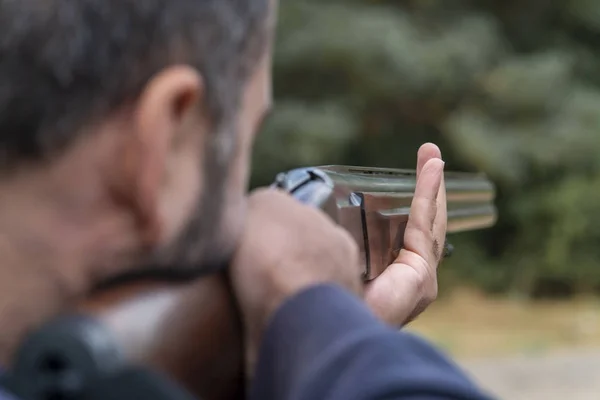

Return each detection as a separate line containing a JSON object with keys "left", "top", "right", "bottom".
{"left": 250, "top": 284, "right": 494, "bottom": 400}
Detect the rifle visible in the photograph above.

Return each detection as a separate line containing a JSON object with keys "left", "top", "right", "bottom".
{"left": 272, "top": 166, "right": 496, "bottom": 280}
{"left": 4, "top": 166, "right": 497, "bottom": 400}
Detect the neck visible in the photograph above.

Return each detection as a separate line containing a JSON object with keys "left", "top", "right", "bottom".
{"left": 0, "top": 232, "right": 69, "bottom": 365}
{"left": 0, "top": 168, "right": 140, "bottom": 365}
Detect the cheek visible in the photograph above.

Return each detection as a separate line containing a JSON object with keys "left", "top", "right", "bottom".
{"left": 216, "top": 138, "right": 253, "bottom": 252}
{"left": 235, "top": 52, "right": 272, "bottom": 188}
{"left": 231, "top": 139, "right": 252, "bottom": 194}
{"left": 227, "top": 102, "right": 257, "bottom": 199}
{"left": 220, "top": 189, "right": 248, "bottom": 246}
{"left": 222, "top": 146, "right": 250, "bottom": 229}
{"left": 216, "top": 51, "right": 271, "bottom": 249}
{"left": 158, "top": 147, "right": 203, "bottom": 245}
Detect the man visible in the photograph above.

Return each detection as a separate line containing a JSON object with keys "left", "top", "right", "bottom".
{"left": 0, "top": 0, "right": 494, "bottom": 399}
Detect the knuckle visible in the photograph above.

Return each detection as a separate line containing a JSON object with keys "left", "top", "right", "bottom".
{"left": 424, "top": 282, "right": 438, "bottom": 304}
{"left": 249, "top": 187, "right": 272, "bottom": 199}
{"left": 247, "top": 188, "right": 273, "bottom": 210}
{"left": 404, "top": 226, "right": 436, "bottom": 258}
{"left": 406, "top": 252, "right": 433, "bottom": 291}
{"left": 250, "top": 187, "right": 289, "bottom": 201}
{"left": 248, "top": 188, "right": 299, "bottom": 217}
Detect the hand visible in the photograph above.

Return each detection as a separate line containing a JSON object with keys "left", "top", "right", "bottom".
{"left": 365, "top": 143, "right": 447, "bottom": 327}
{"left": 230, "top": 188, "right": 362, "bottom": 370}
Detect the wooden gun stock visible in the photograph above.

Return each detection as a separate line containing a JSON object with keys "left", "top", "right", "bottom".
{"left": 9, "top": 166, "right": 497, "bottom": 400}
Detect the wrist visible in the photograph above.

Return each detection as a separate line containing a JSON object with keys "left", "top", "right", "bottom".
{"left": 244, "top": 283, "right": 337, "bottom": 376}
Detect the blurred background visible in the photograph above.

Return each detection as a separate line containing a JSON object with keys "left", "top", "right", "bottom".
{"left": 250, "top": 0, "right": 600, "bottom": 398}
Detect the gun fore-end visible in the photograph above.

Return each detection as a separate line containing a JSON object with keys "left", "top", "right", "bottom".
{"left": 273, "top": 165, "right": 497, "bottom": 281}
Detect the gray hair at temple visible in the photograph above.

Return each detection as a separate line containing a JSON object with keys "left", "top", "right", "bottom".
{"left": 0, "top": 0, "right": 269, "bottom": 169}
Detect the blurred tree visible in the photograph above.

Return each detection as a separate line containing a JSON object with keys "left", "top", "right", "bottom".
{"left": 251, "top": 0, "right": 600, "bottom": 298}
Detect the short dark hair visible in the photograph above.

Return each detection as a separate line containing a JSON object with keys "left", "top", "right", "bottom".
{"left": 0, "top": 0, "right": 269, "bottom": 169}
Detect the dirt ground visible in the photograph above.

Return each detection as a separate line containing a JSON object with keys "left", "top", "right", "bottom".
{"left": 408, "top": 289, "right": 600, "bottom": 399}
{"left": 459, "top": 349, "right": 600, "bottom": 400}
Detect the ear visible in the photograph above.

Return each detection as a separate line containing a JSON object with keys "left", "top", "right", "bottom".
{"left": 113, "top": 66, "right": 205, "bottom": 247}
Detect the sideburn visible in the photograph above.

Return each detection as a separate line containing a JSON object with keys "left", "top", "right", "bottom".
{"left": 93, "top": 120, "right": 239, "bottom": 290}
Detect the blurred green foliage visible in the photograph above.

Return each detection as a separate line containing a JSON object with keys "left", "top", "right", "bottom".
{"left": 250, "top": 0, "right": 600, "bottom": 298}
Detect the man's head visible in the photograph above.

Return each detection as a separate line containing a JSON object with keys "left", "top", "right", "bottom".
{"left": 0, "top": 0, "right": 275, "bottom": 293}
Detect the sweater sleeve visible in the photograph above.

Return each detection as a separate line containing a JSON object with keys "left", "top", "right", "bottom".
{"left": 249, "top": 284, "right": 495, "bottom": 400}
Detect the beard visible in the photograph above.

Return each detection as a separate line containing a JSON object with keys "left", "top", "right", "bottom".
{"left": 143, "top": 184, "right": 235, "bottom": 280}
{"left": 95, "top": 123, "right": 242, "bottom": 289}
{"left": 144, "top": 121, "right": 241, "bottom": 280}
